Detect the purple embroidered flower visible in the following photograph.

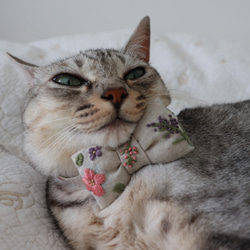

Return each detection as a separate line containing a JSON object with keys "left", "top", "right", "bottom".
{"left": 89, "top": 146, "right": 102, "bottom": 161}
{"left": 147, "top": 115, "right": 180, "bottom": 138}
{"left": 146, "top": 114, "right": 193, "bottom": 146}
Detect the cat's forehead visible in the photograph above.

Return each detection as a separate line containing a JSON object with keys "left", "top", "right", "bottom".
{"left": 81, "top": 48, "right": 143, "bottom": 70}
{"left": 83, "top": 49, "right": 123, "bottom": 62}
{"left": 81, "top": 49, "right": 125, "bottom": 75}
{"left": 48, "top": 48, "right": 145, "bottom": 80}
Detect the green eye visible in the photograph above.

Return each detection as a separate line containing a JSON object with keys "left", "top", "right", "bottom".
{"left": 53, "top": 74, "right": 87, "bottom": 86}
{"left": 124, "top": 67, "right": 145, "bottom": 81}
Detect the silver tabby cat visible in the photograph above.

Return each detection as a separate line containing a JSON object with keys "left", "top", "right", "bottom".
{"left": 10, "top": 17, "right": 250, "bottom": 249}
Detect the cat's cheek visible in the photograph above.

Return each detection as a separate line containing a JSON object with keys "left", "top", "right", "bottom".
{"left": 119, "top": 91, "right": 147, "bottom": 122}
{"left": 75, "top": 110, "right": 115, "bottom": 133}
{"left": 119, "top": 109, "right": 144, "bottom": 123}
{"left": 119, "top": 103, "right": 146, "bottom": 123}
{"left": 74, "top": 96, "right": 115, "bottom": 132}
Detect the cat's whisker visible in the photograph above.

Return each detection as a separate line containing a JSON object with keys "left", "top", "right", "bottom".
{"left": 53, "top": 135, "right": 71, "bottom": 160}
{"left": 42, "top": 124, "right": 78, "bottom": 155}
{"left": 54, "top": 129, "right": 81, "bottom": 161}
{"left": 37, "top": 103, "right": 74, "bottom": 113}
{"left": 43, "top": 134, "right": 74, "bottom": 163}
{"left": 39, "top": 123, "right": 77, "bottom": 150}
{"left": 54, "top": 129, "right": 83, "bottom": 161}
{"left": 169, "top": 89, "right": 212, "bottom": 106}
{"left": 16, "top": 117, "right": 73, "bottom": 140}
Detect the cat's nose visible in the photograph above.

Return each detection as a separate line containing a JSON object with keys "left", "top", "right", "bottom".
{"left": 102, "top": 88, "right": 128, "bottom": 108}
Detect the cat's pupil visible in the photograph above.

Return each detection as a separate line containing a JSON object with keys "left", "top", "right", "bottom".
{"left": 124, "top": 67, "right": 145, "bottom": 81}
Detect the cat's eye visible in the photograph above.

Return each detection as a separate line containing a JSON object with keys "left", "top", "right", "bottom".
{"left": 52, "top": 74, "right": 89, "bottom": 87}
{"left": 124, "top": 67, "right": 145, "bottom": 81}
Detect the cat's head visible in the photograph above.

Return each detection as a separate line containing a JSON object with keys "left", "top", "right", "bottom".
{"left": 10, "top": 16, "right": 170, "bottom": 177}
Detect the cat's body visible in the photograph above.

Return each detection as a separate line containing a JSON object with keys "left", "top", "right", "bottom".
{"left": 11, "top": 17, "right": 250, "bottom": 249}
{"left": 47, "top": 100, "right": 250, "bottom": 250}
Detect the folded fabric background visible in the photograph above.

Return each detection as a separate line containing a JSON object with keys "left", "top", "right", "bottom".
{"left": 1, "top": 31, "right": 250, "bottom": 249}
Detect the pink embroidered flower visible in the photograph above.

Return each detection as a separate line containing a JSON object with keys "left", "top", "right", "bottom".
{"left": 82, "top": 168, "right": 105, "bottom": 197}
{"left": 120, "top": 139, "right": 139, "bottom": 168}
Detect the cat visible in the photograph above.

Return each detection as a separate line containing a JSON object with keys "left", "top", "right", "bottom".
{"left": 10, "top": 16, "right": 250, "bottom": 249}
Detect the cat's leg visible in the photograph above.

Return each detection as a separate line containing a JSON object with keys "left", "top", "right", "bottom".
{"left": 46, "top": 178, "right": 101, "bottom": 250}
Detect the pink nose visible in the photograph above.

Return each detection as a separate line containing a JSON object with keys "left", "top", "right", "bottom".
{"left": 103, "top": 88, "right": 128, "bottom": 108}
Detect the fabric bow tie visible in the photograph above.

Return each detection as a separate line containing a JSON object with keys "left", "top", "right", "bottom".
{"left": 62, "top": 98, "right": 194, "bottom": 209}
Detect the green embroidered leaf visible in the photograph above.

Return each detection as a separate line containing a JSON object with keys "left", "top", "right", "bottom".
{"left": 113, "top": 183, "right": 126, "bottom": 193}
{"left": 75, "top": 153, "right": 84, "bottom": 166}
{"left": 178, "top": 123, "right": 194, "bottom": 146}
{"left": 173, "top": 137, "right": 185, "bottom": 144}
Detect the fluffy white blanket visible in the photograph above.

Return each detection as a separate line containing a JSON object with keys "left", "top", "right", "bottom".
{"left": 1, "top": 31, "right": 250, "bottom": 249}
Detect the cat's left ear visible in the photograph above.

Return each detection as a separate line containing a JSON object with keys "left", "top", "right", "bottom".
{"left": 124, "top": 16, "right": 151, "bottom": 63}
{"left": 7, "top": 53, "right": 38, "bottom": 87}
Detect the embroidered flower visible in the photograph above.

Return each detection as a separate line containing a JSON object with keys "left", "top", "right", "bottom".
{"left": 147, "top": 115, "right": 193, "bottom": 146}
{"left": 120, "top": 139, "right": 138, "bottom": 168}
{"left": 88, "top": 146, "right": 102, "bottom": 161}
{"left": 147, "top": 115, "right": 179, "bottom": 137}
{"left": 82, "top": 168, "right": 105, "bottom": 197}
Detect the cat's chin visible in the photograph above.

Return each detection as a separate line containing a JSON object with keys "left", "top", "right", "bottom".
{"left": 98, "top": 117, "right": 134, "bottom": 132}
{"left": 100, "top": 118, "right": 137, "bottom": 146}
{"left": 77, "top": 119, "right": 137, "bottom": 149}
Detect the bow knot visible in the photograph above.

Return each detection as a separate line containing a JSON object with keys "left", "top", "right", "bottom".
{"left": 68, "top": 98, "right": 194, "bottom": 209}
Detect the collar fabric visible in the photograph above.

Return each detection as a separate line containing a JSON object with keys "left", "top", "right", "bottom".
{"left": 67, "top": 98, "right": 194, "bottom": 209}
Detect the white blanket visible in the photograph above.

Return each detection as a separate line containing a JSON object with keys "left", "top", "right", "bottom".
{"left": 1, "top": 31, "right": 250, "bottom": 249}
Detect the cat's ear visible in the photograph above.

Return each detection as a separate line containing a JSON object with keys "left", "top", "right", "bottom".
{"left": 7, "top": 53, "right": 38, "bottom": 87}
{"left": 124, "top": 16, "right": 151, "bottom": 63}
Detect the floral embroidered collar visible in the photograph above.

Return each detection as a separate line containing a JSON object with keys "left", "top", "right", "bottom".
{"left": 60, "top": 98, "right": 194, "bottom": 209}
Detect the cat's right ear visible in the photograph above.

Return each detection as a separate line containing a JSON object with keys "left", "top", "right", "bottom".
{"left": 7, "top": 53, "right": 38, "bottom": 87}
{"left": 124, "top": 16, "right": 151, "bottom": 63}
